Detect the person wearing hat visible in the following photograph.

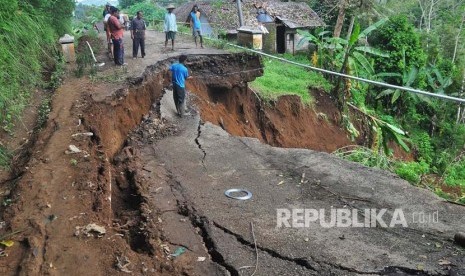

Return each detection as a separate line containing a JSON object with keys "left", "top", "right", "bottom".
{"left": 164, "top": 4, "right": 177, "bottom": 50}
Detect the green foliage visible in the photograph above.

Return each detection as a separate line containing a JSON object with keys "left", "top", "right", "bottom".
{"left": 342, "top": 114, "right": 360, "bottom": 141}
{"left": 20, "top": 0, "right": 75, "bottom": 36}
{"left": 75, "top": 31, "right": 101, "bottom": 77}
{"left": 299, "top": 19, "right": 388, "bottom": 80}
{"left": 0, "top": 0, "right": 73, "bottom": 131}
{"left": 395, "top": 161, "right": 430, "bottom": 184}
{"left": 411, "top": 131, "right": 434, "bottom": 164}
{"left": 434, "top": 187, "right": 454, "bottom": 201}
{"left": 250, "top": 55, "right": 332, "bottom": 104}
{"left": 370, "top": 15, "right": 427, "bottom": 85}
{"left": 48, "top": 58, "right": 66, "bottom": 90}
{"left": 334, "top": 146, "right": 394, "bottom": 170}
{"left": 119, "top": 0, "right": 145, "bottom": 9}
{"left": 0, "top": 146, "right": 11, "bottom": 168}
{"left": 124, "top": 1, "right": 165, "bottom": 23}
{"left": 0, "top": 8, "right": 56, "bottom": 131}
{"left": 443, "top": 159, "right": 465, "bottom": 186}
{"left": 37, "top": 97, "right": 52, "bottom": 129}
{"left": 73, "top": 3, "right": 102, "bottom": 34}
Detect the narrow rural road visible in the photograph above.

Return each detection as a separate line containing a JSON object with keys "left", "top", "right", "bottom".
{"left": 141, "top": 88, "right": 465, "bottom": 275}
{"left": 0, "top": 28, "right": 464, "bottom": 276}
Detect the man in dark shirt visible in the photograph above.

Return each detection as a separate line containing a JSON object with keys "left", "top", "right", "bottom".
{"left": 131, "top": 11, "right": 146, "bottom": 58}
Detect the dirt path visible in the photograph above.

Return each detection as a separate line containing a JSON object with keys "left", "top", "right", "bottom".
{"left": 0, "top": 30, "right": 222, "bottom": 275}
{"left": 0, "top": 29, "right": 464, "bottom": 276}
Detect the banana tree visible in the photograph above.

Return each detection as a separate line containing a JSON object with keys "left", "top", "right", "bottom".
{"left": 348, "top": 103, "right": 410, "bottom": 155}
{"left": 297, "top": 28, "right": 346, "bottom": 71}
{"left": 340, "top": 18, "right": 389, "bottom": 77}
{"left": 333, "top": 18, "right": 388, "bottom": 109}
{"left": 426, "top": 67, "right": 452, "bottom": 95}
{"left": 375, "top": 48, "right": 436, "bottom": 106}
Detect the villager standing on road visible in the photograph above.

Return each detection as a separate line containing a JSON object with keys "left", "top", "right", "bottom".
{"left": 189, "top": 5, "right": 203, "bottom": 48}
{"left": 131, "top": 11, "right": 146, "bottom": 58}
{"left": 108, "top": 6, "right": 126, "bottom": 66}
{"left": 103, "top": 4, "right": 113, "bottom": 59}
{"left": 164, "top": 4, "right": 177, "bottom": 50}
{"left": 170, "top": 55, "right": 191, "bottom": 116}
{"left": 102, "top": 3, "right": 111, "bottom": 20}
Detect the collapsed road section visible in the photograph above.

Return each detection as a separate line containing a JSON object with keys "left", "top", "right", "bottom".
{"left": 0, "top": 51, "right": 464, "bottom": 275}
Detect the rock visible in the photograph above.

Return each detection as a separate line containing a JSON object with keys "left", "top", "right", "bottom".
{"left": 71, "top": 132, "right": 94, "bottom": 137}
{"left": 65, "top": 145, "right": 81, "bottom": 154}
{"left": 75, "top": 223, "right": 106, "bottom": 238}
{"left": 84, "top": 223, "right": 106, "bottom": 235}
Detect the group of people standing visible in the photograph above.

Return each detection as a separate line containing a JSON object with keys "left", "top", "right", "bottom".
{"left": 163, "top": 4, "right": 203, "bottom": 50}
{"left": 102, "top": 3, "right": 204, "bottom": 65}
{"left": 103, "top": 3, "right": 146, "bottom": 66}
{"left": 102, "top": 3, "right": 204, "bottom": 118}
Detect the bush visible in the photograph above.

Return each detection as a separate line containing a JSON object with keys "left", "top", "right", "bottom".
{"left": 370, "top": 15, "right": 427, "bottom": 86}
{"left": 395, "top": 161, "right": 430, "bottom": 184}
{"left": 334, "top": 146, "right": 393, "bottom": 170}
{"left": 411, "top": 131, "right": 434, "bottom": 164}
{"left": 0, "top": 146, "right": 11, "bottom": 168}
{"left": 0, "top": 10, "right": 56, "bottom": 132}
{"left": 443, "top": 160, "right": 465, "bottom": 187}
{"left": 123, "top": 1, "right": 165, "bottom": 25}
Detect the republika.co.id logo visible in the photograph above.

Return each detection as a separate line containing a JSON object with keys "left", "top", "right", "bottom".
{"left": 276, "top": 208, "right": 439, "bottom": 228}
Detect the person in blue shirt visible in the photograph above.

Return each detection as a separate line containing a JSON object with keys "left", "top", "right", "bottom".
{"left": 170, "top": 55, "right": 191, "bottom": 116}
{"left": 189, "top": 5, "right": 203, "bottom": 48}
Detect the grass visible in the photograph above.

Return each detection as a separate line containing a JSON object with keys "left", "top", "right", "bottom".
{"left": 250, "top": 54, "right": 332, "bottom": 104}
{"left": 0, "top": 146, "right": 11, "bottom": 168}
{"left": 0, "top": 12, "right": 56, "bottom": 133}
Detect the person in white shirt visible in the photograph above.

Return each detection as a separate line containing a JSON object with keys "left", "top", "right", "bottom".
{"left": 164, "top": 4, "right": 177, "bottom": 50}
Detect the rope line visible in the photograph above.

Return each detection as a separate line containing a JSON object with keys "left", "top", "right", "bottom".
{"left": 157, "top": 24, "right": 465, "bottom": 104}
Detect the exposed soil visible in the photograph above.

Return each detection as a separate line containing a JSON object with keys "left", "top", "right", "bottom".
{"left": 0, "top": 30, "right": 427, "bottom": 276}
{"left": 192, "top": 84, "right": 353, "bottom": 152}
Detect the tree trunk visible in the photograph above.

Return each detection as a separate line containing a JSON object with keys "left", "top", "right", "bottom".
{"left": 333, "top": 0, "right": 348, "bottom": 38}
{"left": 457, "top": 69, "right": 465, "bottom": 124}
{"left": 417, "top": 0, "right": 425, "bottom": 31}
{"left": 452, "top": 12, "right": 465, "bottom": 63}
{"left": 345, "top": 16, "right": 355, "bottom": 42}
{"left": 333, "top": 15, "right": 355, "bottom": 111}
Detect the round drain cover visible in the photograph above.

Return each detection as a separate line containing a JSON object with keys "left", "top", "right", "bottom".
{"left": 224, "top": 189, "right": 252, "bottom": 200}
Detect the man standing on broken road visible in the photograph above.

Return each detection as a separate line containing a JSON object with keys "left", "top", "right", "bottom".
{"left": 170, "top": 55, "right": 191, "bottom": 117}
{"left": 131, "top": 11, "right": 146, "bottom": 59}
{"left": 164, "top": 4, "right": 177, "bottom": 50}
{"left": 108, "top": 6, "right": 126, "bottom": 66}
{"left": 189, "top": 4, "right": 203, "bottom": 48}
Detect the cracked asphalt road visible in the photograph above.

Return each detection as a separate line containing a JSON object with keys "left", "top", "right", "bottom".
{"left": 141, "top": 88, "right": 465, "bottom": 275}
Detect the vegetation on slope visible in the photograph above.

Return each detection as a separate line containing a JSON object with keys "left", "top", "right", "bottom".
{"left": 250, "top": 54, "right": 332, "bottom": 104}
{"left": 0, "top": 0, "right": 74, "bottom": 133}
